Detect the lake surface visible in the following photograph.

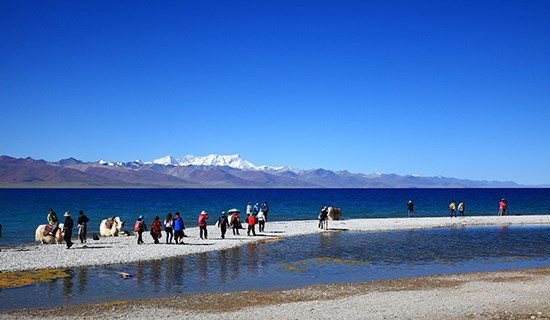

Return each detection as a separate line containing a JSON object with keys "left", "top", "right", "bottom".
{"left": 1, "top": 188, "right": 549, "bottom": 246}
{"left": 1, "top": 225, "right": 549, "bottom": 311}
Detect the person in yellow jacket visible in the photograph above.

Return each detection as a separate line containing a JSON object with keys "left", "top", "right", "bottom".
{"left": 449, "top": 200, "right": 457, "bottom": 218}
{"left": 458, "top": 202, "right": 465, "bottom": 216}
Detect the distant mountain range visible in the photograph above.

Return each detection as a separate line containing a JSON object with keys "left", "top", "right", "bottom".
{"left": 0, "top": 154, "right": 524, "bottom": 188}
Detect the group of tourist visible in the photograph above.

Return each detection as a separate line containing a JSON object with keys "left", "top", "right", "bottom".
{"left": 45, "top": 209, "right": 90, "bottom": 249}
{"left": 134, "top": 201, "right": 269, "bottom": 244}
{"left": 406, "top": 199, "right": 509, "bottom": 218}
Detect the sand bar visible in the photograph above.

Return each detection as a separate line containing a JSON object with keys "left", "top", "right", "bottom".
{"left": 1, "top": 215, "right": 549, "bottom": 272}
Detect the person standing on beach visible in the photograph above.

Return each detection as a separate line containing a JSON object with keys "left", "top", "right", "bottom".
{"left": 164, "top": 213, "right": 174, "bottom": 244}
{"left": 261, "top": 202, "right": 269, "bottom": 222}
{"left": 134, "top": 215, "right": 146, "bottom": 244}
{"left": 63, "top": 212, "right": 74, "bottom": 249}
{"left": 198, "top": 211, "right": 209, "bottom": 239}
{"left": 253, "top": 203, "right": 260, "bottom": 215}
{"left": 173, "top": 212, "right": 185, "bottom": 244}
{"left": 449, "top": 201, "right": 457, "bottom": 218}
{"left": 247, "top": 213, "right": 256, "bottom": 236}
{"left": 218, "top": 211, "right": 229, "bottom": 239}
{"left": 458, "top": 202, "right": 465, "bottom": 216}
{"left": 319, "top": 206, "right": 328, "bottom": 229}
{"left": 246, "top": 202, "right": 252, "bottom": 216}
{"left": 150, "top": 216, "right": 162, "bottom": 244}
{"left": 77, "top": 210, "right": 89, "bottom": 244}
{"left": 257, "top": 207, "right": 266, "bottom": 232}
{"left": 407, "top": 200, "right": 414, "bottom": 217}
{"left": 231, "top": 212, "right": 241, "bottom": 235}
{"left": 498, "top": 199, "right": 508, "bottom": 216}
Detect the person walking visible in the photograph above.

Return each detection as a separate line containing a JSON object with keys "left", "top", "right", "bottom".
{"left": 164, "top": 213, "right": 174, "bottom": 244}
{"left": 407, "top": 200, "right": 414, "bottom": 217}
{"left": 449, "top": 200, "right": 457, "bottom": 218}
{"left": 150, "top": 216, "right": 162, "bottom": 244}
{"left": 458, "top": 202, "right": 465, "bottom": 216}
{"left": 247, "top": 214, "right": 256, "bottom": 236}
{"left": 198, "top": 210, "right": 209, "bottom": 239}
{"left": 134, "top": 215, "right": 147, "bottom": 244}
{"left": 63, "top": 212, "right": 74, "bottom": 249}
{"left": 173, "top": 212, "right": 185, "bottom": 244}
{"left": 77, "top": 210, "right": 90, "bottom": 244}
{"left": 218, "top": 211, "right": 229, "bottom": 239}
{"left": 498, "top": 199, "right": 508, "bottom": 216}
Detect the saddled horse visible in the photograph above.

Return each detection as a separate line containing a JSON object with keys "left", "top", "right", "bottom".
{"left": 35, "top": 224, "right": 65, "bottom": 244}
{"left": 99, "top": 216, "right": 125, "bottom": 237}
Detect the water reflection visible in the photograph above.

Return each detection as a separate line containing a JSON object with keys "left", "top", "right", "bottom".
{"left": 1, "top": 225, "right": 550, "bottom": 311}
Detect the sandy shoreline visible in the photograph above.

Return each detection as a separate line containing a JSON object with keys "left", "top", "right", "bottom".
{"left": 1, "top": 215, "right": 550, "bottom": 272}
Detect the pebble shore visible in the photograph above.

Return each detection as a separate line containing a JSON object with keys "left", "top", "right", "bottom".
{"left": 1, "top": 215, "right": 550, "bottom": 273}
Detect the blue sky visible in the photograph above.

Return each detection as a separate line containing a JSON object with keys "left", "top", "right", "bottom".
{"left": 1, "top": 1, "right": 549, "bottom": 185}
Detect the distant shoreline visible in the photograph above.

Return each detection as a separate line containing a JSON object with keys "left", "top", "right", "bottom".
{"left": 1, "top": 215, "right": 550, "bottom": 273}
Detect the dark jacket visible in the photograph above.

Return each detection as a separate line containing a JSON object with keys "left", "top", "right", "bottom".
{"left": 64, "top": 216, "right": 74, "bottom": 230}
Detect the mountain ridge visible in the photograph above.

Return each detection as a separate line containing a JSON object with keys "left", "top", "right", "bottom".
{"left": 0, "top": 154, "right": 527, "bottom": 188}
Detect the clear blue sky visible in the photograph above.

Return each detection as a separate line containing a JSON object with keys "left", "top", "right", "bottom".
{"left": 1, "top": 1, "right": 549, "bottom": 185}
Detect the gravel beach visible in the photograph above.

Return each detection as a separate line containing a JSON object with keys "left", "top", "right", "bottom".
{"left": 1, "top": 215, "right": 550, "bottom": 272}
{"left": 1, "top": 215, "right": 549, "bottom": 319}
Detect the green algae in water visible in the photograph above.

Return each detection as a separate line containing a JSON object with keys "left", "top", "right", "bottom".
{"left": 0, "top": 269, "right": 70, "bottom": 289}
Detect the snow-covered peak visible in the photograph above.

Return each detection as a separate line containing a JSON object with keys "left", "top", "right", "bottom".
{"left": 152, "top": 155, "right": 179, "bottom": 166}
{"left": 177, "top": 154, "right": 257, "bottom": 170}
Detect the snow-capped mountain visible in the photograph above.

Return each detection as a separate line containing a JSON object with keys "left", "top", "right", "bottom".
{"left": 150, "top": 154, "right": 259, "bottom": 170}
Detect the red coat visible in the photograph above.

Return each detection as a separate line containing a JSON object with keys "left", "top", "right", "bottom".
{"left": 151, "top": 219, "right": 162, "bottom": 235}
{"left": 198, "top": 214, "right": 209, "bottom": 227}
{"left": 247, "top": 215, "right": 256, "bottom": 225}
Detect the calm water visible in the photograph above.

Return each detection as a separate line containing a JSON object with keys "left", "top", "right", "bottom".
{"left": 0, "top": 188, "right": 550, "bottom": 246}
{"left": 1, "top": 225, "right": 549, "bottom": 311}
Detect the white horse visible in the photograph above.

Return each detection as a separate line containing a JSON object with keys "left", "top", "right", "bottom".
{"left": 35, "top": 224, "right": 65, "bottom": 244}
{"left": 99, "top": 216, "right": 125, "bottom": 237}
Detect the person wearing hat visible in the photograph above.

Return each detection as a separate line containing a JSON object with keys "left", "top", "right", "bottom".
{"left": 198, "top": 210, "right": 209, "bottom": 239}
{"left": 63, "top": 212, "right": 74, "bottom": 249}
{"left": 134, "top": 215, "right": 147, "bottom": 244}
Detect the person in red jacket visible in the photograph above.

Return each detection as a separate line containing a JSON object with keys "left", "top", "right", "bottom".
{"left": 247, "top": 214, "right": 256, "bottom": 236}
{"left": 150, "top": 216, "right": 162, "bottom": 244}
{"left": 198, "top": 210, "right": 209, "bottom": 239}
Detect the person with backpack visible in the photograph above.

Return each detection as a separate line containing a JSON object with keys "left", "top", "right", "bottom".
{"left": 458, "top": 202, "right": 465, "bottom": 216}
{"left": 134, "top": 215, "right": 147, "bottom": 244}
{"left": 198, "top": 210, "right": 209, "bottom": 239}
{"left": 257, "top": 207, "right": 266, "bottom": 232}
{"left": 449, "top": 201, "right": 457, "bottom": 218}
{"left": 173, "top": 212, "right": 185, "bottom": 244}
{"left": 230, "top": 211, "right": 241, "bottom": 235}
{"left": 261, "top": 202, "right": 269, "bottom": 222}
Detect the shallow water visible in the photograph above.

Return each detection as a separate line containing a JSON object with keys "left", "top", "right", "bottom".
{"left": 1, "top": 225, "right": 549, "bottom": 311}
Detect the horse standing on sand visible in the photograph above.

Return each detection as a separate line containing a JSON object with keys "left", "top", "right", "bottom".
{"left": 35, "top": 224, "right": 65, "bottom": 244}
{"left": 99, "top": 216, "right": 125, "bottom": 237}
